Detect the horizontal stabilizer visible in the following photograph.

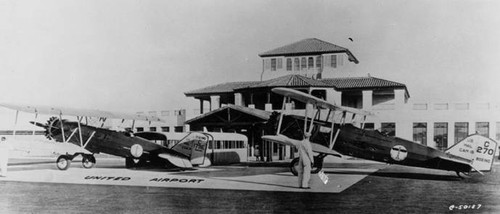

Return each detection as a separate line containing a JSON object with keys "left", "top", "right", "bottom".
{"left": 158, "top": 153, "right": 193, "bottom": 168}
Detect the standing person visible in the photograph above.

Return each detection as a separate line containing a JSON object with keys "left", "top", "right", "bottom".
{"left": 0, "top": 137, "right": 12, "bottom": 177}
{"left": 297, "top": 132, "right": 314, "bottom": 189}
{"left": 278, "top": 133, "right": 315, "bottom": 189}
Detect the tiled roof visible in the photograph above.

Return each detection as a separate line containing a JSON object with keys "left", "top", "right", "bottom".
{"left": 184, "top": 81, "right": 258, "bottom": 96}
{"left": 259, "top": 38, "right": 359, "bottom": 64}
{"left": 240, "top": 75, "right": 329, "bottom": 89}
{"left": 321, "top": 77, "right": 407, "bottom": 90}
{"left": 185, "top": 75, "right": 409, "bottom": 97}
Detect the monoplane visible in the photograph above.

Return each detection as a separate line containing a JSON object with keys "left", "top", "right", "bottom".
{"left": 0, "top": 104, "right": 211, "bottom": 170}
{"left": 263, "top": 88, "right": 497, "bottom": 178}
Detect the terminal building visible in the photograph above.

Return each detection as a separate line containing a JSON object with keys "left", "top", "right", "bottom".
{"left": 178, "top": 38, "right": 500, "bottom": 161}
{"left": 1, "top": 38, "right": 499, "bottom": 162}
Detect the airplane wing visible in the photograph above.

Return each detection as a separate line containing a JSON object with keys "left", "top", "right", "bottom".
{"left": 262, "top": 135, "right": 342, "bottom": 158}
{"left": 0, "top": 103, "right": 164, "bottom": 122}
{"left": 271, "top": 87, "right": 372, "bottom": 116}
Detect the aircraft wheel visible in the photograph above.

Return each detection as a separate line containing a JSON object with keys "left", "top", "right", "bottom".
{"left": 82, "top": 155, "right": 96, "bottom": 169}
{"left": 290, "top": 158, "right": 300, "bottom": 176}
{"left": 125, "top": 157, "right": 143, "bottom": 168}
{"left": 56, "top": 155, "right": 71, "bottom": 170}
{"left": 456, "top": 171, "right": 472, "bottom": 179}
{"left": 290, "top": 157, "right": 323, "bottom": 176}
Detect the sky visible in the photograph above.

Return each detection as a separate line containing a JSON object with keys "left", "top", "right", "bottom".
{"left": 0, "top": 0, "right": 499, "bottom": 113}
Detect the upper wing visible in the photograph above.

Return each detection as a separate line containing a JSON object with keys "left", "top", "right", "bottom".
{"left": 0, "top": 103, "right": 164, "bottom": 122}
{"left": 272, "top": 87, "right": 372, "bottom": 116}
{"left": 262, "top": 134, "right": 342, "bottom": 157}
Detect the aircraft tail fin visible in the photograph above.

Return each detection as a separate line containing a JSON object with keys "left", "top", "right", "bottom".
{"left": 171, "top": 132, "right": 210, "bottom": 166}
{"left": 445, "top": 134, "right": 498, "bottom": 172}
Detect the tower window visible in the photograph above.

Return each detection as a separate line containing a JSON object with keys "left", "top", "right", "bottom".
{"left": 286, "top": 58, "right": 292, "bottom": 71}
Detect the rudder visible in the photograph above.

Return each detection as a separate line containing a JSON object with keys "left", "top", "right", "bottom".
{"left": 446, "top": 134, "right": 497, "bottom": 172}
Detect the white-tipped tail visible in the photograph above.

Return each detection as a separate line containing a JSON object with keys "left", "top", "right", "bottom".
{"left": 446, "top": 134, "right": 498, "bottom": 172}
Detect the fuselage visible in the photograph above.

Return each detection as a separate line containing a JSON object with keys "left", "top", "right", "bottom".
{"left": 51, "top": 122, "right": 166, "bottom": 158}
{"left": 329, "top": 124, "right": 470, "bottom": 172}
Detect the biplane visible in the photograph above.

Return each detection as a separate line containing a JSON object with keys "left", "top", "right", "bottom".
{"left": 262, "top": 88, "right": 497, "bottom": 178}
{"left": 0, "top": 104, "right": 211, "bottom": 170}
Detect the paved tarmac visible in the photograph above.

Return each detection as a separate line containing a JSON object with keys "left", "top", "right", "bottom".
{"left": 0, "top": 157, "right": 499, "bottom": 213}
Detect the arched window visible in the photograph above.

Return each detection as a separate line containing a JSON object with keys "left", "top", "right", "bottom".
{"left": 308, "top": 57, "right": 314, "bottom": 68}
{"left": 316, "top": 56, "right": 322, "bottom": 68}
{"left": 301, "top": 57, "right": 306, "bottom": 69}
{"left": 286, "top": 58, "right": 292, "bottom": 71}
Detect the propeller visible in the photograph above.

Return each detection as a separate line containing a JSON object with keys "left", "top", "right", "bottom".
{"left": 29, "top": 117, "right": 64, "bottom": 140}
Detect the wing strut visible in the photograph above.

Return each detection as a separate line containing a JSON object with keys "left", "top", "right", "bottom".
{"left": 13, "top": 110, "right": 19, "bottom": 136}
{"left": 83, "top": 131, "right": 96, "bottom": 148}
{"left": 276, "top": 96, "right": 287, "bottom": 134}
{"left": 77, "top": 116, "right": 84, "bottom": 147}
{"left": 59, "top": 112, "right": 66, "bottom": 142}
{"left": 64, "top": 128, "right": 79, "bottom": 143}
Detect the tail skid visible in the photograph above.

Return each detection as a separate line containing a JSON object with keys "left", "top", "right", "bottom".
{"left": 446, "top": 134, "right": 497, "bottom": 173}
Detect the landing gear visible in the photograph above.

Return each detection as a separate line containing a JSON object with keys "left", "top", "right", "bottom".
{"left": 456, "top": 171, "right": 472, "bottom": 179}
{"left": 55, "top": 153, "right": 96, "bottom": 170}
{"left": 82, "top": 154, "right": 96, "bottom": 169}
{"left": 125, "top": 157, "right": 144, "bottom": 168}
{"left": 56, "top": 155, "right": 71, "bottom": 170}
{"left": 290, "top": 156, "right": 324, "bottom": 176}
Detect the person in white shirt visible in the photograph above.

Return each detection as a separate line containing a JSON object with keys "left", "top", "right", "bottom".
{"left": 279, "top": 132, "right": 315, "bottom": 189}
{"left": 0, "top": 137, "right": 12, "bottom": 177}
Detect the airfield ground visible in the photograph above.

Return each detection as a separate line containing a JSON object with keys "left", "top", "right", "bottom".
{"left": 0, "top": 157, "right": 499, "bottom": 213}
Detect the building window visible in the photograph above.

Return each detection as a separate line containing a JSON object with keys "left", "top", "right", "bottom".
{"left": 454, "top": 122, "right": 468, "bottom": 143}
{"left": 271, "top": 58, "right": 277, "bottom": 71}
{"left": 413, "top": 123, "right": 427, "bottom": 145}
{"left": 136, "top": 127, "right": 144, "bottom": 132}
{"left": 301, "top": 57, "right": 306, "bottom": 69}
{"left": 316, "top": 56, "right": 322, "bottom": 68}
{"left": 294, "top": 58, "right": 300, "bottom": 71}
{"left": 161, "top": 126, "right": 170, "bottom": 132}
{"left": 331, "top": 55, "right": 337, "bottom": 68}
{"left": 149, "top": 127, "right": 157, "bottom": 132}
{"left": 264, "top": 59, "right": 270, "bottom": 70}
{"left": 174, "top": 126, "right": 184, "bottom": 133}
{"left": 363, "top": 123, "right": 374, "bottom": 130}
{"left": 381, "top": 123, "right": 396, "bottom": 137}
{"left": 434, "top": 123, "right": 448, "bottom": 150}
{"left": 161, "top": 111, "right": 169, "bottom": 116}
{"left": 476, "top": 122, "right": 489, "bottom": 138}
{"left": 496, "top": 122, "right": 500, "bottom": 141}
{"left": 286, "top": 58, "right": 292, "bottom": 71}
{"left": 277, "top": 58, "right": 282, "bottom": 69}
{"left": 308, "top": 57, "right": 314, "bottom": 68}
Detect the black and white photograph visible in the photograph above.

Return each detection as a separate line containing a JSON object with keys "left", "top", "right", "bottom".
{"left": 0, "top": 0, "right": 499, "bottom": 213}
